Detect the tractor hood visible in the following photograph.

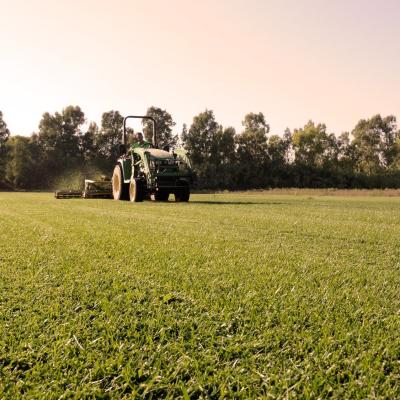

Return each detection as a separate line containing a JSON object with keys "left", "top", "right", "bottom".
{"left": 147, "top": 149, "right": 172, "bottom": 160}
{"left": 133, "top": 147, "right": 174, "bottom": 160}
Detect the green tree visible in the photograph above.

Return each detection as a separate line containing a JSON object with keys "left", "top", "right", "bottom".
{"left": 38, "top": 106, "right": 85, "bottom": 160}
{"left": 183, "top": 110, "right": 219, "bottom": 165}
{"left": 292, "top": 121, "right": 337, "bottom": 168}
{"left": 242, "top": 112, "right": 270, "bottom": 135}
{"left": 211, "top": 126, "right": 236, "bottom": 188}
{"left": 80, "top": 122, "right": 99, "bottom": 161}
{"left": 142, "top": 107, "right": 177, "bottom": 149}
{"left": 267, "top": 131, "right": 293, "bottom": 186}
{"left": 235, "top": 112, "right": 270, "bottom": 187}
{"left": 236, "top": 113, "right": 269, "bottom": 162}
{"left": 352, "top": 114, "right": 399, "bottom": 174}
{"left": 0, "top": 111, "right": 10, "bottom": 184}
{"left": 393, "top": 138, "right": 400, "bottom": 170}
{"left": 179, "top": 124, "right": 188, "bottom": 148}
{"left": 36, "top": 106, "right": 85, "bottom": 185}
{"left": 0, "top": 111, "right": 10, "bottom": 145}
{"left": 5, "top": 136, "right": 42, "bottom": 189}
{"left": 336, "top": 132, "right": 357, "bottom": 174}
{"left": 96, "top": 111, "right": 124, "bottom": 161}
{"left": 375, "top": 115, "right": 399, "bottom": 169}
{"left": 183, "top": 110, "right": 236, "bottom": 188}
{"left": 213, "top": 126, "right": 236, "bottom": 165}
{"left": 268, "top": 132, "right": 291, "bottom": 167}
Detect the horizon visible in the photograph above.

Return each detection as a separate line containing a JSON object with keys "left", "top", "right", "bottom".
{"left": 1, "top": 0, "right": 399, "bottom": 136}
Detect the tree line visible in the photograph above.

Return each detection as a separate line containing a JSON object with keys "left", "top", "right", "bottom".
{"left": 0, "top": 106, "right": 400, "bottom": 190}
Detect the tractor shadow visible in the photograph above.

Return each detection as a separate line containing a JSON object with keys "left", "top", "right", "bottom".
{"left": 188, "top": 200, "right": 284, "bottom": 205}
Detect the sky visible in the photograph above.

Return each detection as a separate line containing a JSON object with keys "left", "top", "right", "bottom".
{"left": 1, "top": 0, "right": 399, "bottom": 136}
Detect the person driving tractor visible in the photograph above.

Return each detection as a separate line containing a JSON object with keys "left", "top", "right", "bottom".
{"left": 131, "top": 132, "right": 151, "bottom": 149}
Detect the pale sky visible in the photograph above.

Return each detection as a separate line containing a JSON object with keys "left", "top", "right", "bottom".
{"left": 1, "top": 0, "right": 399, "bottom": 136}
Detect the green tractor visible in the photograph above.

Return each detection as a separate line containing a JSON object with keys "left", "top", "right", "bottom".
{"left": 112, "top": 115, "right": 195, "bottom": 202}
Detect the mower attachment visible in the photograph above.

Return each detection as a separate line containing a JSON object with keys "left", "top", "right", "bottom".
{"left": 55, "top": 179, "right": 112, "bottom": 199}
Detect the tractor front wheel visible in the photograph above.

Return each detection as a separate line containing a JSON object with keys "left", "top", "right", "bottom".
{"left": 154, "top": 191, "right": 169, "bottom": 201}
{"left": 129, "top": 179, "right": 144, "bottom": 202}
{"left": 175, "top": 187, "right": 190, "bottom": 202}
{"left": 112, "top": 165, "right": 129, "bottom": 200}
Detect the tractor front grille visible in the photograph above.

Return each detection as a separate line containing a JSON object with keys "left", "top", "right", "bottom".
{"left": 155, "top": 176, "right": 188, "bottom": 189}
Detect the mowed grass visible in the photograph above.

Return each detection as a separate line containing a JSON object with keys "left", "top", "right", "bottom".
{"left": 0, "top": 192, "right": 399, "bottom": 399}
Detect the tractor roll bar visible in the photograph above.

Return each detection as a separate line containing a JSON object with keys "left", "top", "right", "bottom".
{"left": 123, "top": 115, "right": 157, "bottom": 148}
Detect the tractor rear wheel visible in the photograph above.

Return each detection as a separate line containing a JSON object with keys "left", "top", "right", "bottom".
{"left": 175, "top": 187, "right": 190, "bottom": 202}
{"left": 129, "top": 179, "right": 144, "bottom": 202}
{"left": 112, "top": 165, "right": 129, "bottom": 200}
{"left": 154, "top": 191, "right": 169, "bottom": 201}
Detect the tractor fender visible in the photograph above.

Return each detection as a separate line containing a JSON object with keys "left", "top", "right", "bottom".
{"left": 118, "top": 159, "right": 132, "bottom": 184}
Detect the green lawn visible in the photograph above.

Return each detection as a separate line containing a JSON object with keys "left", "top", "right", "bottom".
{"left": 0, "top": 192, "right": 399, "bottom": 399}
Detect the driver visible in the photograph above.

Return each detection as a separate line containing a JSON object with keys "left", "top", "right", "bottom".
{"left": 131, "top": 132, "right": 151, "bottom": 149}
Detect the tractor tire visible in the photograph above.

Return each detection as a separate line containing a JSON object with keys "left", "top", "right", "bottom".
{"left": 112, "top": 165, "right": 129, "bottom": 200}
{"left": 154, "top": 191, "right": 169, "bottom": 201}
{"left": 175, "top": 187, "right": 190, "bottom": 202}
{"left": 129, "top": 179, "right": 144, "bottom": 202}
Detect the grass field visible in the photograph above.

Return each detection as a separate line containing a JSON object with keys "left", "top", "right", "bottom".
{"left": 0, "top": 192, "right": 399, "bottom": 399}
